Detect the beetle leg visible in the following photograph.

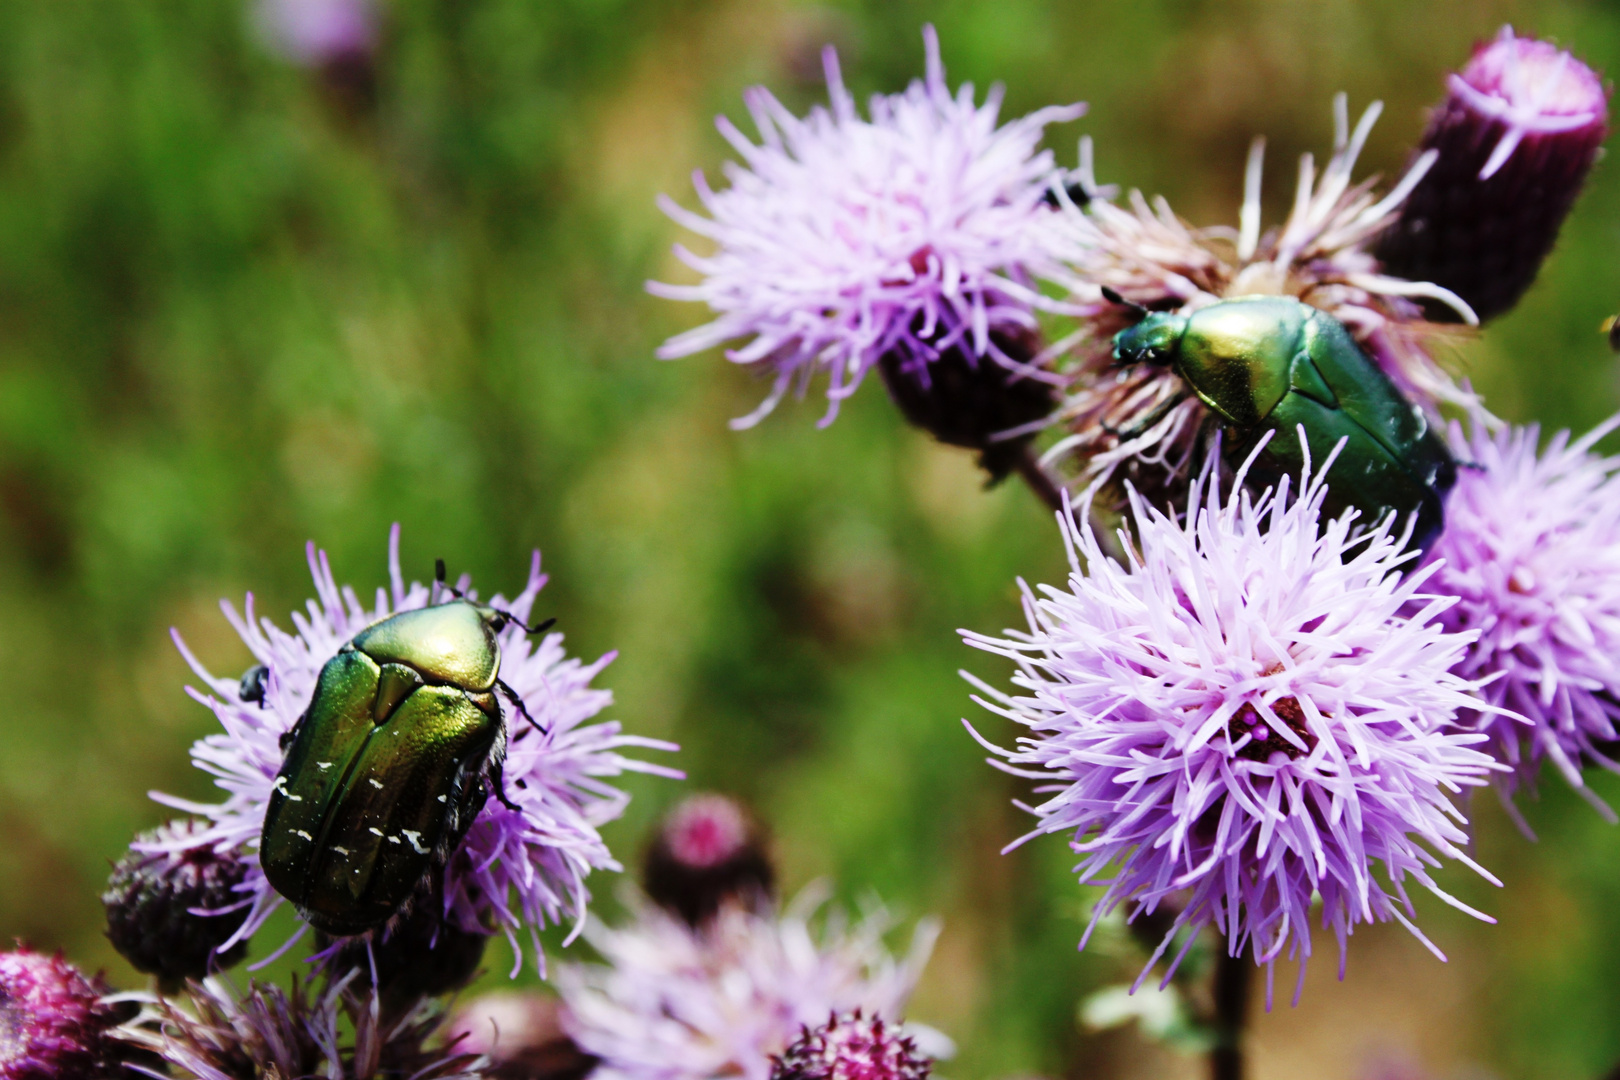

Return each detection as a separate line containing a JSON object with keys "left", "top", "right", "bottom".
{"left": 497, "top": 679, "right": 548, "bottom": 737}
{"left": 489, "top": 761, "right": 523, "bottom": 812}
{"left": 1101, "top": 388, "right": 1192, "bottom": 441}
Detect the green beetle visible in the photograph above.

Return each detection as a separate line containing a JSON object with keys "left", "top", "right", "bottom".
{"left": 261, "top": 568, "right": 551, "bottom": 936}
{"left": 1108, "top": 293, "right": 1456, "bottom": 552}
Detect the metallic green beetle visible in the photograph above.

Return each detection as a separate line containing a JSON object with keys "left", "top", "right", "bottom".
{"left": 261, "top": 580, "right": 550, "bottom": 936}
{"left": 1109, "top": 293, "right": 1456, "bottom": 552}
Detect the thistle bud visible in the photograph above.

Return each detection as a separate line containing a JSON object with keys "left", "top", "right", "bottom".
{"left": 771, "top": 1011, "right": 932, "bottom": 1080}
{"left": 1376, "top": 27, "right": 1609, "bottom": 322}
{"left": 877, "top": 327, "right": 1058, "bottom": 483}
{"left": 643, "top": 793, "right": 774, "bottom": 927}
{"left": 317, "top": 899, "right": 489, "bottom": 1012}
{"left": 102, "top": 819, "right": 250, "bottom": 984}
{"left": 0, "top": 947, "right": 127, "bottom": 1080}
{"left": 446, "top": 991, "right": 598, "bottom": 1080}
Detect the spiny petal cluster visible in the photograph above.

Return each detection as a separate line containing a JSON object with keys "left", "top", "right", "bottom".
{"left": 963, "top": 441, "right": 1508, "bottom": 1002}
{"left": 558, "top": 891, "right": 938, "bottom": 1080}
{"left": 771, "top": 1011, "right": 931, "bottom": 1080}
{"left": 1424, "top": 417, "right": 1620, "bottom": 818}
{"left": 148, "top": 526, "right": 678, "bottom": 974}
{"left": 650, "top": 26, "right": 1083, "bottom": 428}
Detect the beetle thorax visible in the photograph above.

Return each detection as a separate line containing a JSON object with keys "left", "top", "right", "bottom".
{"left": 1175, "top": 299, "right": 1308, "bottom": 427}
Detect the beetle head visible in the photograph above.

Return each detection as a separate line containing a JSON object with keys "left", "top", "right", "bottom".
{"left": 1112, "top": 313, "right": 1187, "bottom": 368}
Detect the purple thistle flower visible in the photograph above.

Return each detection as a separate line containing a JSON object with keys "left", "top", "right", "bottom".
{"left": 1376, "top": 28, "right": 1608, "bottom": 322}
{"left": 254, "top": 0, "right": 376, "bottom": 68}
{"left": 557, "top": 890, "right": 941, "bottom": 1080}
{"left": 1050, "top": 98, "right": 1478, "bottom": 503}
{"left": 114, "top": 970, "right": 484, "bottom": 1080}
{"left": 1423, "top": 416, "right": 1620, "bottom": 825}
{"left": 148, "top": 526, "right": 680, "bottom": 976}
{"left": 643, "top": 793, "right": 775, "bottom": 928}
{"left": 649, "top": 26, "right": 1084, "bottom": 437}
{"left": 961, "top": 436, "right": 1511, "bottom": 1005}
{"left": 0, "top": 948, "right": 129, "bottom": 1080}
{"left": 770, "top": 1011, "right": 931, "bottom": 1080}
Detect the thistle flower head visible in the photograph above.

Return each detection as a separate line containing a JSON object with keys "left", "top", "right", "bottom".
{"left": 114, "top": 970, "right": 483, "bottom": 1080}
{"left": 149, "top": 526, "right": 680, "bottom": 975}
{"left": 962, "top": 437, "right": 1510, "bottom": 1003}
{"left": 650, "top": 26, "right": 1084, "bottom": 443}
{"left": 103, "top": 819, "right": 251, "bottom": 984}
{"left": 771, "top": 1011, "right": 931, "bottom": 1080}
{"left": 447, "top": 991, "right": 598, "bottom": 1080}
{"left": 557, "top": 889, "right": 939, "bottom": 1080}
{"left": 0, "top": 948, "right": 128, "bottom": 1080}
{"left": 1376, "top": 27, "right": 1608, "bottom": 323}
{"left": 1423, "top": 416, "right": 1620, "bottom": 823}
{"left": 255, "top": 0, "right": 376, "bottom": 67}
{"left": 1049, "top": 98, "right": 1475, "bottom": 502}
{"left": 643, "top": 793, "right": 774, "bottom": 928}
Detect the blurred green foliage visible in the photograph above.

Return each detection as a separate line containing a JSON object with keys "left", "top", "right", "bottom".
{"left": 1, "top": 2, "right": 1618, "bottom": 1078}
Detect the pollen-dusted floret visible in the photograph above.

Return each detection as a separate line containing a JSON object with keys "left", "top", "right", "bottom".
{"left": 771, "top": 1011, "right": 931, "bottom": 1080}
{"left": 103, "top": 818, "right": 251, "bottom": 983}
{"left": 1377, "top": 28, "right": 1609, "bottom": 322}
{"left": 649, "top": 25, "right": 1083, "bottom": 448}
{"left": 1423, "top": 416, "right": 1620, "bottom": 823}
{"left": 0, "top": 947, "right": 128, "bottom": 1080}
{"left": 557, "top": 891, "right": 939, "bottom": 1080}
{"left": 962, "top": 438, "right": 1512, "bottom": 1003}
{"left": 149, "top": 525, "right": 680, "bottom": 974}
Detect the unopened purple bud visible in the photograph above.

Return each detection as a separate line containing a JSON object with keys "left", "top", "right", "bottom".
{"left": 0, "top": 948, "right": 126, "bottom": 1080}
{"left": 447, "top": 992, "right": 598, "bottom": 1080}
{"left": 643, "top": 794, "right": 774, "bottom": 928}
{"left": 1377, "top": 27, "right": 1609, "bottom": 322}
{"left": 877, "top": 326, "right": 1057, "bottom": 482}
{"left": 771, "top": 1011, "right": 931, "bottom": 1080}
{"left": 102, "top": 819, "right": 250, "bottom": 984}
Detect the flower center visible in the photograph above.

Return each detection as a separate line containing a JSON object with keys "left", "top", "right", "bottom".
{"left": 1231, "top": 697, "right": 1317, "bottom": 762}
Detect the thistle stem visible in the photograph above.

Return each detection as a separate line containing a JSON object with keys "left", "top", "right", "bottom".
{"left": 1011, "top": 442, "right": 1070, "bottom": 517}
{"left": 1209, "top": 943, "right": 1251, "bottom": 1080}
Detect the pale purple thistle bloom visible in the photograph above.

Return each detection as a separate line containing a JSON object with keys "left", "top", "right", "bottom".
{"left": 557, "top": 889, "right": 941, "bottom": 1080}
{"left": 1424, "top": 417, "right": 1620, "bottom": 824}
{"left": 149, "top": 526, "right": 680, "bottom": 976}
{"left": 254, "top": 0, "right": 376, "bottom": 67}
{"left": 962, "top": 437, "right": 1511, "bottom": 1005}
{"left": 650, "top": 26, "right": 1084, "bottom": 428}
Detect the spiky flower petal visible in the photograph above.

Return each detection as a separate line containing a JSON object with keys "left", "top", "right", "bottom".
{"left": 1377, "top": 28, "right": 1608, "bottom": 322}
{"left": 114, "top": 971, "right": 483, "bottom": 1080}
{"left": 148, "top": 526, "right": 679, "bottom": 974}
{"left": 771, "top": 1011, "right": 931, "bottom": 1080}
{"left": 963, "top": 439, "right": 1510, "bottom": 1002}
{"left": 558, "top": 891, "right": 938, "bottom": 1080}
{"left": 1423, "top": 417, "right": 1620, "bottom": 821}
{"left": 650, "top": 26, "right": 1083, "bottom": 448}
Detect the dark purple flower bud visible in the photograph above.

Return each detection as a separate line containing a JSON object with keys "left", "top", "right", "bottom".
{"left": 643, "top": 794, "right": 774, "bottom": 928}
{"left": 0, "top": 947, "right": 127, "bottom": 1080}
{"left": 1377, "top": 27, "right": 1609, "bottom": 322}
{"left": 877, "top": 325, "right": 1058, "bottom": 483}
{"left": 316, "top": 898, "right": 489, "bottom": 1013}
{"left": 771, "top": 1011, "right": 931, "bottom": 1080}
{"left": 102, "top": 819, "right": 250, "bottom": 984}
{"left": 447, "top": 992, "right": 598, "bottom": 1080}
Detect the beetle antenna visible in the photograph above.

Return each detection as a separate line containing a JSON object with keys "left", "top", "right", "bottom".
{"left": 434, "top": 558, "right": 469, "bottom": 603}
{"left": 1100, "top": 286, "right": 1150, "bottom": 319}
{"left": 497, "top": 679, "right": 549, "bottom": 737}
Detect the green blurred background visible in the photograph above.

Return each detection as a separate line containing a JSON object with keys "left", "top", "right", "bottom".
{"left": 1, "top": 1, "right": 1618, "bottom": 1077}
